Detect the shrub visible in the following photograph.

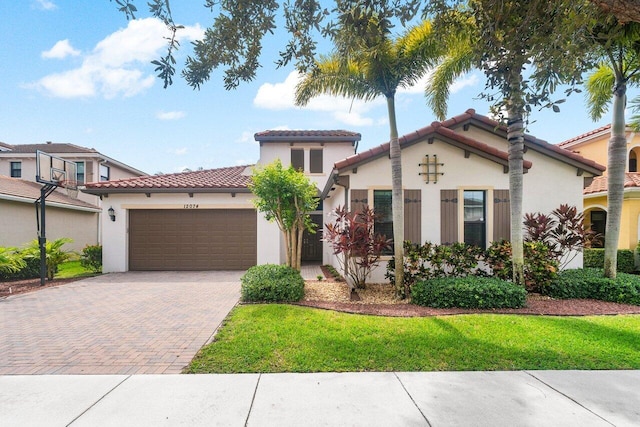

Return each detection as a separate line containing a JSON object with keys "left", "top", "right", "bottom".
{"left": 0, "top": 246, "right": 26, "bottom": 276}
{"left": 386, "top": 241, "right": 484, "bottom": 293}
{"left": 584, "top": 249, "right": 635, "bottom": 273}
{"left": 411, "top": 276, "right": 527, "bottom": 309}
{"left": 546, "top": 268, "right": 640, "bottom": 305}
{"left": 23, "top": 238, "right": 75, "bottom": 280}
{"left": 241, "top": 264, "right": 305, "bottom": 302}
{"left": 324, "top": 205, "right": 391, "bottom": 290}
{"left": 80, "top": 245, "right": 102, "bottom": 273}
{"left": 484, "top": 241, "right": 558, "bottom": 293}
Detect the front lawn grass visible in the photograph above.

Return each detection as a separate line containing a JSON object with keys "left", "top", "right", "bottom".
{"left": 55, "top": 260, "right": 98, "bottom": 279}
{"left": 186, "top": 304, "right": 640, "bottom": 373}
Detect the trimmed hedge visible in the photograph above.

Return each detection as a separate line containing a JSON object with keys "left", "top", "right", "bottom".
{"left": 584, "top": 249, "right": 635, "bottom": 273}
{"left": 411, "top": 276, "right": 527, "bottom": 309}
{"left": 546, "top": 268, "right": 640, "bottom": 305}
{"left": 241, "top": 264, "right": 305, "bottom": 302}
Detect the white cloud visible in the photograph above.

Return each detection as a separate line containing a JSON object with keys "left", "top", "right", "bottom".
{"left": 236, "top": 131, "right": 255, "bottom": 144}
{"left": 397, "top": 71, "right": 434, "bottom": 95}
{"left": 157, "top": 111, "right": 186, "bottom": 120}
{"left": 42, "top": 40, "right": 80, "bottom": 59}
{"left": 450, "top": 74, "right": 480, "bottom": 94}
{"left": 33, "top": 0, "right": 56, "bottom": 10}
{"left": 254, "top": 71, "right": 384, "bottom": 127}
{"left": 170, "top": 148, "right": 188, "bottom": 155}
{"left": 31, "top": 18, "right": 203, "bottom": 99}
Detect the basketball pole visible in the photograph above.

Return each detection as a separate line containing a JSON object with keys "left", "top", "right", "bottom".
{"left": 35, "top": 184, "right": 57, "bottom": 286}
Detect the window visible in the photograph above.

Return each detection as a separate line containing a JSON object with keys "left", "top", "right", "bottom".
{"left": 76, "top": 162, "right": 85, "bottom": 184}
{"left": 10, "top": 161, "right": 21, "bottom": 178}
{"left": 374, "top": 190, "right": 393, "bottom": 254}
{"left": 463, "top": 190, "right": 486, "bottom": 248}
{"left": 99, "top": 164, "right": 110, "bottom": 181}
{"left": 630, "top": 150, "right": 638, "bottom": 172}
{"left": 310, "top": 149, "right": 323, "bottom": 173}
{"left": 291, "top": 149, "right": 304, "bottom": 171}
{"left": 590, "top": 210, "right": 606, "bottom": 248}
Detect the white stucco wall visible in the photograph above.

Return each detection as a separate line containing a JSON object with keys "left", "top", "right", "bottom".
{"left": 324, "top": 133, "right": 589, "bottom": 282}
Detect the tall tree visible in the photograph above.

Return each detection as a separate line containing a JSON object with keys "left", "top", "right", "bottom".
{"left": 426, "top": 0, "right": 590, "bottom": 285}
{"left": 584, "top": 19, "right": 640, "bottom": 278}
{"left": 295, "top": 12, "right": 442, "bottom": 297}
{"left": 250, "top": 160, "right": 319, "bottom": 271}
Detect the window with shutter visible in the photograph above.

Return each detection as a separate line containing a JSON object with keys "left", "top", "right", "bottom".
{"left": 440, "top": 189, "right": 458, "bottom": 245}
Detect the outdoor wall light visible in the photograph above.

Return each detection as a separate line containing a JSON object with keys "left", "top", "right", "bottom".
{"left": 108, "top": 206, "right": 116, "bottom": 222}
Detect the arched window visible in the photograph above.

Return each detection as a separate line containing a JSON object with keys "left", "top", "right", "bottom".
{"left": 629, "top": 149, "right": 637, "bottom": 172}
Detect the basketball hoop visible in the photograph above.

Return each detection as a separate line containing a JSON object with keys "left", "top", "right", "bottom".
{"left": 63, "top": 180, "right": 79, "bottom": 199}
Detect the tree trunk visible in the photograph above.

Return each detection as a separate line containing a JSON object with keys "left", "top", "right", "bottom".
{"left": 284, "top": 229, "right": 292, "bottom": 268}
{"left": 387, "top": 95, "right": 406, "bottom": 297}
{"left": 507, "top": 107, "right": 525, "bottom": 286}
{"left": 604, "top": 80, "right": 627, "bottom": 278}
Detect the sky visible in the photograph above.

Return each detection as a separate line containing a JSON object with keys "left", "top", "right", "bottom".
{"left": 1, "top": 1, "right": 634, "bottom": 175}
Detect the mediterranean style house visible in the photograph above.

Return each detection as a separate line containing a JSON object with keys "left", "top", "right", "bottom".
{"left": 0, "top": 141, "right": 146, "bottom": 250}
{"left": 84, "top": 109, "right": 604, "bottom": 279}
{"left": 559, "top": 125, "right": 640, "bottom": 250}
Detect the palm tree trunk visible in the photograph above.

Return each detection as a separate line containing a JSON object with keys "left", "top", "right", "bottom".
{"left": 604, "top": 80, "right": 627, "bottom": 278}
{"left": 387, "top": 95, "right": 406, "bottom": 297}
{"left": 507, "top": 107, "right": 525, "bottom": 286}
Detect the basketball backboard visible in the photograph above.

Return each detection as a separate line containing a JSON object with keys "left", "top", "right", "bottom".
{"left": 36, "top": 150, "right": 78, "bottom": 190}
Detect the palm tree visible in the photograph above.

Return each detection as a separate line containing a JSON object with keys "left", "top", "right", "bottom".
{"left": 295, "top": 17, "right": 442, "bottom": 297}
{"left": 584, "top": 21, "right": 640, "bottom": 278}
{"left": 426, "top": 1, "right": 589, "bottom": 285}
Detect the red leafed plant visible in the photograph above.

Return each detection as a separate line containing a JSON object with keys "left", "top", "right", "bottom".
{"left": 324, "top": 205, "right": 392, "bottom": 289}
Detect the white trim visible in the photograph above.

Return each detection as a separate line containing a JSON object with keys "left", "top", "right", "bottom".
{"left": 0, "top": 193, "right": 101, "bottom": 213}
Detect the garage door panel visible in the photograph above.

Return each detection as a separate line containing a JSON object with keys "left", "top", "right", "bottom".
{"left": 129, "top": 209, "right": 257, "bottom": 271}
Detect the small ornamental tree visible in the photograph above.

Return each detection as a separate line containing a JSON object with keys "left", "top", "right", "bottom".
{"left": 324, "top": 205, "right": 392, "bottom": 290}
{"left": 523, "top": 204, "right": 597, "bottom": 269}
{"left": 250, "top": 160, "right": 319, "bottom": 271}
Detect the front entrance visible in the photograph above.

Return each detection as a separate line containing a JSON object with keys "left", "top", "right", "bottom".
{"left": 302, "top": 214, "right": 323, "bottom": 262}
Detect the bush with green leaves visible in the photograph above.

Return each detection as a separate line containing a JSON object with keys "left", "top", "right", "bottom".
{"left": 411, "top": 276, "right": 527, "bottom": 309}
{"left": 0, "top": 246, "right": 26, "bottom": 276}
{"left": 584, "top": 248, "right": 635, "bottom": 273}
{"left": 484, "top": 241, "right": 558, "bottom": 293}
{"left": 23, "top": 237, "right": 75, "bottom": 280}
{"left": 386, "top": 241, "right": 484, "bottom": 292}
{"left": 241, "top": 264, "right": 305, "bottom": 302}
{"left": 80, "top": 245, "right": 102, "bottom": 273}
{"left": 546, "top": 268, "right": 640, "bottom": 305}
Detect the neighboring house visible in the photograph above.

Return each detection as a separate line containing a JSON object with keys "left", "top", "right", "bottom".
{"left": 0, "top": 176, "right": 101, "bottom": 251}
{"left": 84, "top": 109, "right": 603, "bottom": 278}
{"left": 0, "top": 141, "right": 146, "bottom": 251}
{"left": 559, "top": 125, "right": 640, "bottom": 250}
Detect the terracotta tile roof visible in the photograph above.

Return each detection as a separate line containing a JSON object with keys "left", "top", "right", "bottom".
{"left": 335, "top": 109, "right": 605, "bottom": 174}
{"left": 84, "top": 165, "right": 253, "bottom": 194}
{"left": 0, "top": 142, "right": 97, "bottom": 154}
{"left": 558, "top": 124, "right": 612, "bottom": 147}
{"left": 0, "top": 175, "right": 99, "bottom": 210}
{"left": 255, "top": 130, "right": 361, "bottom": 143}
{"left": 584, "top": 173, "right": 640, "bottom": 195}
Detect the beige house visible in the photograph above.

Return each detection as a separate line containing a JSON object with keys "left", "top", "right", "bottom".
{"left": 0, "top": 141, "right": 146, "bottom": 250}
{"left": 86, "top": 110, "right": 603, "bottom": 279}
{"left": 559, "top": 125, "right": 640, "bottom": 250}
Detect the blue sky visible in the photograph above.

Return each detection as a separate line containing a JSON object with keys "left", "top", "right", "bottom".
{"left": 1, "top": 1, "right": 630, "bottom": 175}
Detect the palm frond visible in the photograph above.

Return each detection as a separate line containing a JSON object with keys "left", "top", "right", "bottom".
{"left": 425, "top": 44, "right": 476, "bottom": 120}
{"left": 629, "top": 95, "right": 640, "bottom": 131}
{"left": 585, "top": 65, "right": 616, "bottom": 121}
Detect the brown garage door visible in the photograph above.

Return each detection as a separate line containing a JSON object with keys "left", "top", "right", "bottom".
{"left": 129, "top": 209, "right": 257, "bottom": 271}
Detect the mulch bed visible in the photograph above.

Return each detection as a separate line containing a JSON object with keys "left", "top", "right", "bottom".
{"left": 0, "top": 278, "right": 78, "bottom": 298}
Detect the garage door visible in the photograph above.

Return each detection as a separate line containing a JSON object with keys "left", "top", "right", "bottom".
{"left": 129, "top": 209, "right": 257, "bottom": 271}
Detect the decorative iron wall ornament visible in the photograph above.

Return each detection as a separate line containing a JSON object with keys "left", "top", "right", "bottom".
{"left": 419, "top": 154, "right": 444, "bottom": 184}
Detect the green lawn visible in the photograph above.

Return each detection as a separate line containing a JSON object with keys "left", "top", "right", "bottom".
{"left": 55, "top": 260, "right": 99, "bottom": 279}
{"left": 186, "top": 304, "right": 640, "bottom": 373}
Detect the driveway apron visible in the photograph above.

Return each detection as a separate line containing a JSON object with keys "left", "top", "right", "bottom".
{"left": 0, "top": 271, "right": 242, "bottom": 375}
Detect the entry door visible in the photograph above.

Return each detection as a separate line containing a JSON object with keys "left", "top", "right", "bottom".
{"left": 302, "top": 214, "right": 323, "bottom": 262}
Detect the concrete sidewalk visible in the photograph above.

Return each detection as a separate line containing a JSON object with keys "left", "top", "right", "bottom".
{"left": 2, "top": 370, "right": 638, "bottom": 426}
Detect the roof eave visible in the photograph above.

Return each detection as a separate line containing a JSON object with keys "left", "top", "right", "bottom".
{"left": 82, "top": 187, "right": 251, "bottom": 196}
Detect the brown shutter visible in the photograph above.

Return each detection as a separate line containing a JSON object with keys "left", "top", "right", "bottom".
{"left": 350, "top": 189, "right": 368, "bottom": 214}
{"left": 493, "top": 189, "right": 510, "bottom": 242}
{"left": 85, "top": 161, "right": 94, "bottom": 183}
{"left": 440, "top": 189, "right": 458, "bottom": 245}
{"left": 404, "top": 189, "right": 421, "bottom": 244}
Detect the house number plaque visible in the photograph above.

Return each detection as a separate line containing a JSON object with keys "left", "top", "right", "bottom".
{"left": 183, "top": 204, "right": 199, "bottom": 209}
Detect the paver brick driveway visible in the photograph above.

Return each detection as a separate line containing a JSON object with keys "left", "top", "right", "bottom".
{"left": 0, "top": 271, "right": 242, "bottom": 375}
